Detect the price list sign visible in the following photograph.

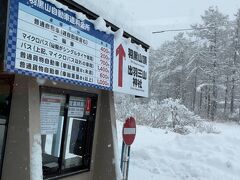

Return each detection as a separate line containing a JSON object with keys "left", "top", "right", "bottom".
{"left": 5, "top": 0, "right": 113, "bottom": 90}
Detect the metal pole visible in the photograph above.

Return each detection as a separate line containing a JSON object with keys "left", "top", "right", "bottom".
{"left": 120, "top": 141, "right": 124, "bottom": 170}
{"left": 126, "top": 145, "right": 131, "bottom": 180}
{"left": 121, "top": 142, "right": 131, "bottom": 180}
{"left": 123, "top": 144, "right": 128, "bottom": 180}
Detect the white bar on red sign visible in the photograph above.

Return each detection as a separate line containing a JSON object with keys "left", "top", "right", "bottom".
{"left": 123, "top": 128, "right": 136, "bottom": 135}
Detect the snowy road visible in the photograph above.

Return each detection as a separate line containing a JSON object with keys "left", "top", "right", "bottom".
{"left": 117, "top": 122, "right": 240, "bottom": 180}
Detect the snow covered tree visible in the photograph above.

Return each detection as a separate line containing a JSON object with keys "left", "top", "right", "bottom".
{"left": 229, "top": 9, "right": 240, "bottom": 115}
{"left": 116, "top": 6, "right": 240, "bottom": 124}
{"left": 191, "top": 7, "right": 230, "bottom": 120}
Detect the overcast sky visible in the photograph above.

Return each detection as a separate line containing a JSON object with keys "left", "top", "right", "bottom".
{"left": 119, "top": 0, "right": 240, "bottom": 49}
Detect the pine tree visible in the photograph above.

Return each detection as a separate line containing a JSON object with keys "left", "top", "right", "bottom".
{"left": 191, "top": 7, "right": 230, "bottom": 120}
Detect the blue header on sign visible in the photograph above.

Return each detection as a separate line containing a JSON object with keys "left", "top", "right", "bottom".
{"left": 23, "top": 0, "right": 113, "bottom": 44}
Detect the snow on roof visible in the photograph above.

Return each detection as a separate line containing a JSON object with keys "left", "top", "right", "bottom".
{"left": 72, "top": 0, "right": 150, "bottom": 46}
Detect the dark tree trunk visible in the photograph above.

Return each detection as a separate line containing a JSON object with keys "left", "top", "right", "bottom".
{"left": 224, "top": 76, "right": 229, "bottom": 116}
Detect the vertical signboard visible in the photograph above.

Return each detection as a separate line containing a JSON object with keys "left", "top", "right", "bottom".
{"left": 68, "top": 96, "right": 85, "bottom": 117}
{"left": 5, "top": 0, "right": 114, "bottom": 90}
{"left": 113, "top": 39, "right": 149, "bottom": 97}
{"left": 40, "top": 93, "right": 63, "bottom": 134}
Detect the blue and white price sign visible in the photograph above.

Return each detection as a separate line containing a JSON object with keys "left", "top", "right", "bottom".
{"left": 5, "top": 0, "right": 114, "bottom": 90}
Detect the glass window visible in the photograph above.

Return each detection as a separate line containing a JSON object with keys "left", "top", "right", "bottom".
{"left": 40, "top": 89, "right": 97, "bottom": 179}
{"left": 41, "top": 93, "right": 66, "bottom": 176}
{"left": 62, "top": 96, "right": 87, "bottom": 171}
{"left": 0, "top": 83, "right": 11, "bottom": 120}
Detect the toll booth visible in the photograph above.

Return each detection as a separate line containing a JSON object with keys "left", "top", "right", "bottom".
{"left": 0, "top": 0, "right": 149, "bottom": 179}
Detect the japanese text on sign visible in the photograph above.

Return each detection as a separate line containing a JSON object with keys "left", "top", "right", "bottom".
{"left": 40, "top": 94, "right": 63, "bottom": 134}
{"left": 6, "top": 0, "right": 113, "bottom": 90}
{"left": 113, "top": 41, "right": 149, "bottom": 97}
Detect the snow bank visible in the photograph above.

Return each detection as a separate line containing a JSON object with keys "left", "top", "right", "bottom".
{"left": 117, "top": 121, "right": 240, "bottom": 180}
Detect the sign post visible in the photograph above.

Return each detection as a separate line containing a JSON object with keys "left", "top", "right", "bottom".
{"left": 120, "top": 117, "right": 136, "bottom": 180}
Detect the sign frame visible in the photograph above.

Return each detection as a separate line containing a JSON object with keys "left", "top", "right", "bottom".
{"left": 113, "top": 39, "right": 149, "bottom": 97}
{"left": 4, "top": 0, "right": 114, "bottom": 91}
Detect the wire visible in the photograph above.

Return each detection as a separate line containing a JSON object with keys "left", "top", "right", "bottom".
{"left": 152, "top": 27, "right": 215, "bottom": 34}
{"left": 152, "top": 22, "right": 240, "bottom": 34}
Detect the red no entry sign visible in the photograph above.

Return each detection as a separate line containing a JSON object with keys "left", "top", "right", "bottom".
{"left": 122, "top": 117, "right": 136, "bottom": 145}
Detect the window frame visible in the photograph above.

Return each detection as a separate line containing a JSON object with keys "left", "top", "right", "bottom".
{"left": 40, "top": 86, "right": 98, "bottom": 180}
{"left": 0, "top": 74, "right": 14, "bottom": 179}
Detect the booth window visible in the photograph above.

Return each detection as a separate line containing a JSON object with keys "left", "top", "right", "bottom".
{"left": 0, "top": 77, "right": 13, "bottom": 177}
{"left": 40, "top": 88, "right": 97, "bottom": 179}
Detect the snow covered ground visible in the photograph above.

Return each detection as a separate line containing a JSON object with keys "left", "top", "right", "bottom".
{"left": 117, "top": 121, "right": 240, "bottom": 180}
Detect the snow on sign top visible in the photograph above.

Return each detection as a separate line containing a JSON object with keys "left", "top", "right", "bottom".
{"left": 73, "top": 0, "right": 150, "bottom": 45}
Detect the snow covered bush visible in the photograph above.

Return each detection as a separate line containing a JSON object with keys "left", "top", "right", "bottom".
{"left": 115, "top": 96, "right": 216, "bottom": 134}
